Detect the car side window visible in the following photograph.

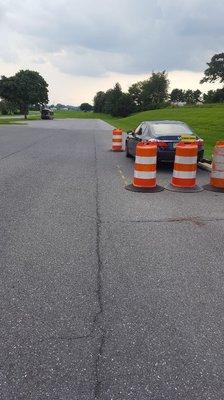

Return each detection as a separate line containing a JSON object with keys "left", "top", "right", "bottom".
{"left": 135, "top": 124, "right": 143, "bottom": 135}
{"left": 142, "top": 124, "right": 149, "bottom": 138}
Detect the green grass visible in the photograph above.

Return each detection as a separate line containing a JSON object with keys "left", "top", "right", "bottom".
{"left": 0, "top": 118, "right": 24, "bottom": 125}
{"left": 1, "top": 105, "right": 224, "bottom": 158}
{"left": 0, "top": 111, "right": 39, "bottom": 124}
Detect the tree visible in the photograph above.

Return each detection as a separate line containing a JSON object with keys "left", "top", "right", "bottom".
{"left": 104, "top": 83, "right": 123, "bottom": 116}
{"left": 128, "top": 81, "right": 144, "bottom": 110}
{"left": 80, "top": 103, "right": 93, "bottom": 112}
{"left": 0, "top": 70, "right": 49, "bottom": 119}
{"left": 103, "top": 88, "right": 115, "bottom": 115}
{"left": 213, "top": 88, "right": 224, "bottom": 102}
{"left": 184, "top": 90, "right": 195, "bottom": 104}
{"left": 201, "top": 53, "right": 224, "bottom": 84}
{"left": 184, "top": 89, "right": 202, "bottom": 104}
{"left": 193, "top": 89, "right": 202, "bottom": 103}
{"left": 0, "top": 99, "right": 18, "bottom": 115}
{"left": 141, "top": 71, "right": 169, "bottom": 110}
{"left": 203, "top": 90, "right": 216, "bottom": 103}
{"left": 170, "top": 88, "right": 185, "bottom": 102}
{"left": 203, "top": 88, "right": 224, "bottom": 103}
{"left": 56, "top": 103, "right": 64, "bottom": 110}
{"left": 0, "top": 76, "right": 16, "bottom": 105}
{"left": 0, "top": 100, "right": 9, "bottom": 115}
{"left": 114, "top": 93, "right": 135, "bottom": 117}
{"left": 98, "top": 83, "right": 135, "bottom": 117}
{"left": 93, "top": 91, "right": 106, "bottom": 113}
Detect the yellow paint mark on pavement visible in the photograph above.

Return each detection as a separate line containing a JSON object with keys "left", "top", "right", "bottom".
{"left": 117, "top": 165, "right": 129, "bottom": 186}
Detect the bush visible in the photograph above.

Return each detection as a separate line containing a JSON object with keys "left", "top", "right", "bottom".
{"left": 80, "top": 103, "right": 93, "bottom": 112}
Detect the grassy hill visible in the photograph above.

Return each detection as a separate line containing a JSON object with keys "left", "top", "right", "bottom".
{"left": 1, "top": 105, "right": 224, "bottom": 158}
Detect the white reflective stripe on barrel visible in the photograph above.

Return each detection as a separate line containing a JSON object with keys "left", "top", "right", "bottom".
{"left": 112, "top": 135, "right": 122, "bottom": 139}
{"left": 213, "top": 155, "right": 224, "bottom": 164}
{"left": 173, "top": 170, "right": 196, "bottom": 179}
{"left": 175, "top": 156, "right": 197, "bottom": 165}
{"left": 134, "top": 170, "right": 156, "bottom": 179}
{"left": 135, "top": 156, "right": 157, "bottom": 164}
{"left": 214, "top": 149, "right": 224, "bottom": 156}
{"left": 213, "top": 164, "right": 224, "bottom": 171}
{"left": 211, "top": 170, "right": 224, "bottom": 179}
{"left": 113, "top": 143, "right": 122, "bottom": 147}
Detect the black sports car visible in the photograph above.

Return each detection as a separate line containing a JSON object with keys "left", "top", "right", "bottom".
{"left": 125, "top": 120, "right": 204, "bottom": 162}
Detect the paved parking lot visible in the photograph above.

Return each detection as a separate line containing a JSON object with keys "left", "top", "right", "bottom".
{"left": 0, "top": 119, "right": 224, "bottom": 399}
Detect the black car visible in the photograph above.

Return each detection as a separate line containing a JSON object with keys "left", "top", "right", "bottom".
{"left": 125, "top": 120, "right": 204, "bottom": 162}
{"left": 41, "top": 108, "right": 54, "bottom": 120}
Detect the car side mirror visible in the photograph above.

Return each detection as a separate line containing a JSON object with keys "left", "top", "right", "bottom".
{"left": 138, "top": 128, "right": 142, "bottom": 135}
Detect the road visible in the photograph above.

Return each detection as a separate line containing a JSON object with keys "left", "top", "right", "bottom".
{"left": 0, "top": 119, "right": 224, "bottom": 400}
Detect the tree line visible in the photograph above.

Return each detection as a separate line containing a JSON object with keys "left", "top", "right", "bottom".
{"left": 170, "top": 89, "right": 202, "bottom": 104}
{"left": 170, "top": 87, "right": 224, "bottom": 104}
{"left": 92, "top": 53, "right": 224, "bottom": 117}
{"left": 93, "top": 71, "right": 169, "bottom": 117}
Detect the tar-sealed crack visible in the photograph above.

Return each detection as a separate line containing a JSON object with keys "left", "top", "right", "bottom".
{"left": 101, "top": 216, "right": 224, "bottom": 225}
{"left": 93, "top": 134, "right": 106, "bottom": 399}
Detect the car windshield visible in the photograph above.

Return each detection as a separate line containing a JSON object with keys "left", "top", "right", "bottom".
{"left": 150, "top": 123, "right": 193, "bottom": 136}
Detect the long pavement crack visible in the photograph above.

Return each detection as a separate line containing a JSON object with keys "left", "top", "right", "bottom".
{"left": 93, "top": 134, "right": 106, "bottom": 400}
{"left": 101, "top": 217, "right": 224, "bottom": 225}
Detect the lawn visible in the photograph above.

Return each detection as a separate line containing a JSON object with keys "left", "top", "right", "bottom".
{"left": 55, "top": 110, "right": 113, "bottom": 120}
{"left": 1, "top": 105, "right": 224, "bottom": 158}
{"left": 0, "top": 119, "right": 24, "bottom": 125}
{"left": 0, "top": 111, "right": 39, "bottom": 124}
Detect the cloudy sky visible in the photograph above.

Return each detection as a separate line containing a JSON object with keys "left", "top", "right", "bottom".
{"left": 0, "top": 0, "right": 223, "bottom": 104}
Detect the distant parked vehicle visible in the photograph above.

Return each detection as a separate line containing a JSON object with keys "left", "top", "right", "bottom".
{"left": 125, "top": 120, "right": 204, "bottom": 162}
{"left": 41, "top": 108, "right": 54, "bottom": 120}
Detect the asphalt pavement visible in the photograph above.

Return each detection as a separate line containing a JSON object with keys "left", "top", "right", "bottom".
{"left": 0, "top": 119, "right": 224, "bottom": 399}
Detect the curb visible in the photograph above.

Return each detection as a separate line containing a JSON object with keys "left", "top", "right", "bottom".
{"left": 198, "top": 161, "right": 212, "bottom": 172}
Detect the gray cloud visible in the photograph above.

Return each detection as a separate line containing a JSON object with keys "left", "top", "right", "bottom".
{"left": 0, "top": 0, "right": 224, "bottom": 76}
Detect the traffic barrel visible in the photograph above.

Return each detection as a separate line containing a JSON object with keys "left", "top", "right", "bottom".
{"left": 204, "top": 141, "right": 224, "bottom": 192}
{"left": 112, "top": 128, "right": 123, "bottom": 152}
{"left": 126, "top": 141, "right": 164, "bottom": 192}
{"left": 166, "top": 142, "right": 203, "bottom": 192}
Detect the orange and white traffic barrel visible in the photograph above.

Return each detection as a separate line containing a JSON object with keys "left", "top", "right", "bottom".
{"left": 126, "top": 142, "right": 164, "bottom": 192}
{"left": 112, "top": 128, "right": 123, "bottom": 152}
{"left": 204, "top": 141, "right": 224, "bottom": 192}
{"left": 166, "top": 142, "right": 203, "bottom": 192}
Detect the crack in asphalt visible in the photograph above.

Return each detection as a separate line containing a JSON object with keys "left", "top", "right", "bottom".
{"left": 93, "top": 134, "right": 106, "bottom": 400}
{"left": 101, "top": 217, "right": 224, "bottom": 225}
